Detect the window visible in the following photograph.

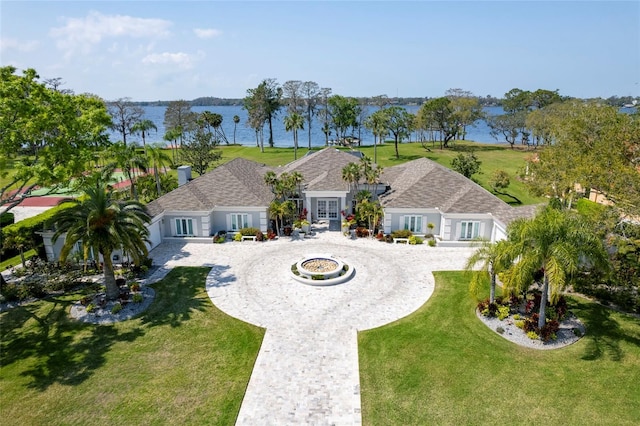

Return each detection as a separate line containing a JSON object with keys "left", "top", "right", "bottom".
{"left": 230, "top": 213, "right": 249, "bottom": 231}
{"left": 403, "top": 215, "right": 423, "bottom": 233}
{"left": 175, "top": 218, "right": 194, "bottom": 236}
{"left": 460, "top": 221, "right": 480, "bottom": 240}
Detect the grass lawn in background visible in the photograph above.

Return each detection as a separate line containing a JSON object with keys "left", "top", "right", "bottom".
{"left": 0, "top": 266, "right": 264, "bottom": 425}
{"left": 358, "top": 271, "right": 640, "bottom": 425}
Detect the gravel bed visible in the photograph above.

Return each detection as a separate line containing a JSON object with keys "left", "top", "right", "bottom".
{"left": 477, "top": 310, "right": 585, "bottom": 350}
{"left": 69, "top": 285, "right": 155, "bottom": 325}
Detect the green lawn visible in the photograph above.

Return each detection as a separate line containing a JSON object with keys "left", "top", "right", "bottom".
{"left": 0, "top": 267, "right": 264, "bottom": 425}
{"left": 0, "top": 248, "right": 37, "bottom": 271}
{"left": 358, "top": 271, "right": 640, "bottom": 425}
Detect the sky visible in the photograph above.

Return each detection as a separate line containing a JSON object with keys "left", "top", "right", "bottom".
{"left": 1, "top": 1, "right": 639, "bottom": 101}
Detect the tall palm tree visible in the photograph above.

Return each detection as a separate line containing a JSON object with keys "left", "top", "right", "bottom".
{"left": 284, "top": 112, "right": 305, "bottom": 160}
{"left": 52, "top": 180, "right": 151, "bottom": 300}
{"left": 131, "top": 119, "right": 157, "bottom": 155}
{"left": 105, "top": 142, "right": 147, "bottom": 200}
{"left": 341, "top": 162, "right": 362, "bottom": 193}
{"left": 465, "top": 239, "right": 511, "bottom": 304}
{"left": 233, "top": 115, "right": 240, "bottom": 144}
{"left": 503, "top": 205, "right": 608, "bottom": 328}
{"left": 147, "top": 143, "right": 172, "bottom": 197}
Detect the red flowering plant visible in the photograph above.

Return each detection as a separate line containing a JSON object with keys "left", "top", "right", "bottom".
{"left": 341, "top": 210, "right": 356, "bottom": 228}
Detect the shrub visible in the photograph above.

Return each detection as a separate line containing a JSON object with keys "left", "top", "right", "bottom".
{"left": 86, "top": 303, "right": 96, "bottom": 313}
{"left": 391, "top": 229, "right": 413, "bottom": 239}
{"left": 132, "top": 293, "right": 143, "bottom": 303}
{"left": 234, "top": 233, "right": 242, "bottom": 242}
{"left": 497, "top": 306, "right": 510, "bottom": 321}
{"left": 290, "top": 264, "right": 300, "bottom": 276}
{"left": 356, "top": 227, "right": 369, "bottom": 238}
{"left": 515, "top": 320, "right": 525, "bottom": 329}
{"left": 1, "top": 283, "right": 20, "bottom": 302}
{"left": 496, "top": 326, "right": 505, "bottom": 334}
{"left": 214, "top": 236, "right": 226, "bottom": 244}
{"left": 523, "top": 314, "right": 539, "bottom": 333}
{"left": 311, "top": 274, "right": 324, "bottom": 280}
{"left": 408, "top": 235, "right": 423, "bottom": 245}
{"left": 111, "top": 302, "right": 123, "bottom": 314}
{"left": 239, "top": 227, "right": 260, "bottom": 236}
{"left": 573, "top": 328, "right": 583, "bottom": 337}
{"left": 428, "top": 239, "right": 437, "bottom": 247}
{"left": 267, "top": 229, "right": 277, "bottom": 240}
{"left": 513, "top": 314, "right": 521, "bottom": 320}
{"left": 22, "top": 280, "right": 46, "bottom": 299}
{"left": 540, "top": 319, "right": 560, "bottom": 342}
{"left": 255, "top": 231, "right": 265, "bottom": 241}
{"left": 130, "top": 282, "right": 141, "bottom": 292}
{"left": 526, "top": 331, "right": 540, "bottom": 340}
{"left": 477, "top": 299, "right": 500, "bottom": 317}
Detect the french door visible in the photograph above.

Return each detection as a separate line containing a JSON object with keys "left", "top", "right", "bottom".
{"left": 317, "top": 199, "right": 338, "bottom": 220}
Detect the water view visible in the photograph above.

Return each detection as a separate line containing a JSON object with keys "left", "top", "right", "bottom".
{"left": 114, "top": 105, "right": 506, "bottom": 148}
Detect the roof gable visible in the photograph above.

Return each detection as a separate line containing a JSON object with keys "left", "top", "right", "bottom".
{"left": 379, "top": 157, "right": 535, "bottom": 223}
{"left": 146, "top": 157, "right": 272, "bottom": 216}
{"left": 279, "top": 148, "right": 363, "bottom": 191}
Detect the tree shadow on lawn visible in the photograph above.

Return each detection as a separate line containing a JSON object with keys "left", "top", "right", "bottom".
{"left": 1, "top": 296, "right": 144, "bottom": 391}
{"left": 572, "top": 298, "right": 640, "bottom": 362}
{"left": 140, "top": 266, "right": 224, "bottom": 328}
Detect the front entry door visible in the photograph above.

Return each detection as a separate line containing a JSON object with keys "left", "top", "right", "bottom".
{"left": 317, "top": 198, "right": 339, "bottom": 220}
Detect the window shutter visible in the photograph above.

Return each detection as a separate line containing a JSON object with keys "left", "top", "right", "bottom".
{"left": 247, "top": 214, "right": 252, "bottom": 228}
{"left": 400, "top": 215, "right": 406, "bottom": 230}
{"left": 226, "top": 214, "right": 231, "bottom": 231}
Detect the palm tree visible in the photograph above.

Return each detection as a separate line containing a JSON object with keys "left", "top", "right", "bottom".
{"left": 503, "top": 205, "right": 608, "bottom": 329}
{"left": 284, "top": 112, "right": 305, "bottom": 160}
{"left": 465, "top": 239, "right": 511, "bottom": 304}
{"left": 147, "top": 143, "right": 172, "bottom": 197}
{"left": 51, "top": 179, "right": 151, "bottom": 300}
{"left": 341, "top": 162, "right": 361, "bottom": 193}
{"left": 233, "top": 115, "right": 240, "bottom": 144}
{"left": 106, "top": 142, "right": 147, "bottom": 200}
{"left": 269, "top": 200, "right": 295, "bottom": 236}
{"left": 131, "top": 119, "right": 157, "bottom": 155}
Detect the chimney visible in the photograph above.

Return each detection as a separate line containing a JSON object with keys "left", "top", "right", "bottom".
{"left": 177, "top": 165, "right": 192, "bottom": 186}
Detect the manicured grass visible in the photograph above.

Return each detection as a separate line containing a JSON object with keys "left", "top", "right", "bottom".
{"left": 358, "top": 271, "right": 640, "bottom": 425}
{"left": 0, "top": 267, "right": 264, "bottom": 424}
{"left": 0, "top": 249, "right": 37, "bottom": 271}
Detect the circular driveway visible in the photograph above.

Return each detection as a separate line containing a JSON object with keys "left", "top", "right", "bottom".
{"left": 149, "top": 231, "right": 475, "bottom": 332}
{"left": 148, "top": 230, "right": 475, "bottom": 424}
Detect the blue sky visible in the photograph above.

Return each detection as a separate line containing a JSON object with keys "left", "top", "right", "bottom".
{"left": 1, "top": 1, "right": 638, "bottom": 101}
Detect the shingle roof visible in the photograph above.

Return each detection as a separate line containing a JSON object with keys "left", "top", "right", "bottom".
{"left": 278, "top": 148, "right": 363, "bottom": 191}
{"left": 378, "top": 157, "right": 535, "bottom": 225}
{"left": 146, "top": 158, "right": 273, "bottom": 217}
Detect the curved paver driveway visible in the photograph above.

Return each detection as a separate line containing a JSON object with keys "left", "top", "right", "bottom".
{"left": 148, "top": 230, "right": 474, "bottom": 425}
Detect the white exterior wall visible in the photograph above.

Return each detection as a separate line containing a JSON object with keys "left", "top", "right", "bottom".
{"left": 382, "top": 208, "right": 441, "bottom": 236}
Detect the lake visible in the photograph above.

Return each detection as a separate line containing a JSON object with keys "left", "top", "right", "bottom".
{"left": 112, "top": 105, "right": 506, "bottom": 148}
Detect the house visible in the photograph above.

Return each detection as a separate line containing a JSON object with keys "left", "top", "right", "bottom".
{"left": 40, "top": 148, "right": 537, "bottom": 261}
{"left": 144, "top": 147, "right": 535, "bottom": 247}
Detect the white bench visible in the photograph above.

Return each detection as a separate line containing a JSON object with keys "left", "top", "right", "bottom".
{"left": 241, "top": 235, "right": 257, "bottom": 242}
{"left": 393, "top": 238, "right": 409, "bottom": 244}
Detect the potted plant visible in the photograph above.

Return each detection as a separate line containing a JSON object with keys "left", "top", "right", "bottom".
{"left": 301, "top": 219, "right": 310, "bottom": 233}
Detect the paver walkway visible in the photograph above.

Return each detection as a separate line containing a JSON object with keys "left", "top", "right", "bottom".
{"left": 148, "top": 227, "right": 474, "bottom": 425}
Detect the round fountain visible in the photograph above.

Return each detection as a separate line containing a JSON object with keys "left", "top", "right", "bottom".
{"left": 290, "top": 253, "right": 355, "bottom": 286}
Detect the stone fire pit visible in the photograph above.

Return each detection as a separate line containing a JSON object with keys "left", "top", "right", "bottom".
{"left": 291, "top": 253, "right": 354, "bottom": 286}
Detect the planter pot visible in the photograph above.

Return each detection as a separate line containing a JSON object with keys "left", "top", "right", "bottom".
{"left": 301, "top": 224, "right": 310, "bottom": 233}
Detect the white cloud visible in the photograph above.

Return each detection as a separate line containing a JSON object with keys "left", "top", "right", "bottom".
{"left": 142, "top": 52, "right": 196, "bottom": 70}
{"left": 0, "top": 37, "right": 38, "bottom": 52}
{"left": 194, "top": 28, "right": 222, "bottom": 39}
{"left": 50, "top": 11, "right": 172, "bottom": 57}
